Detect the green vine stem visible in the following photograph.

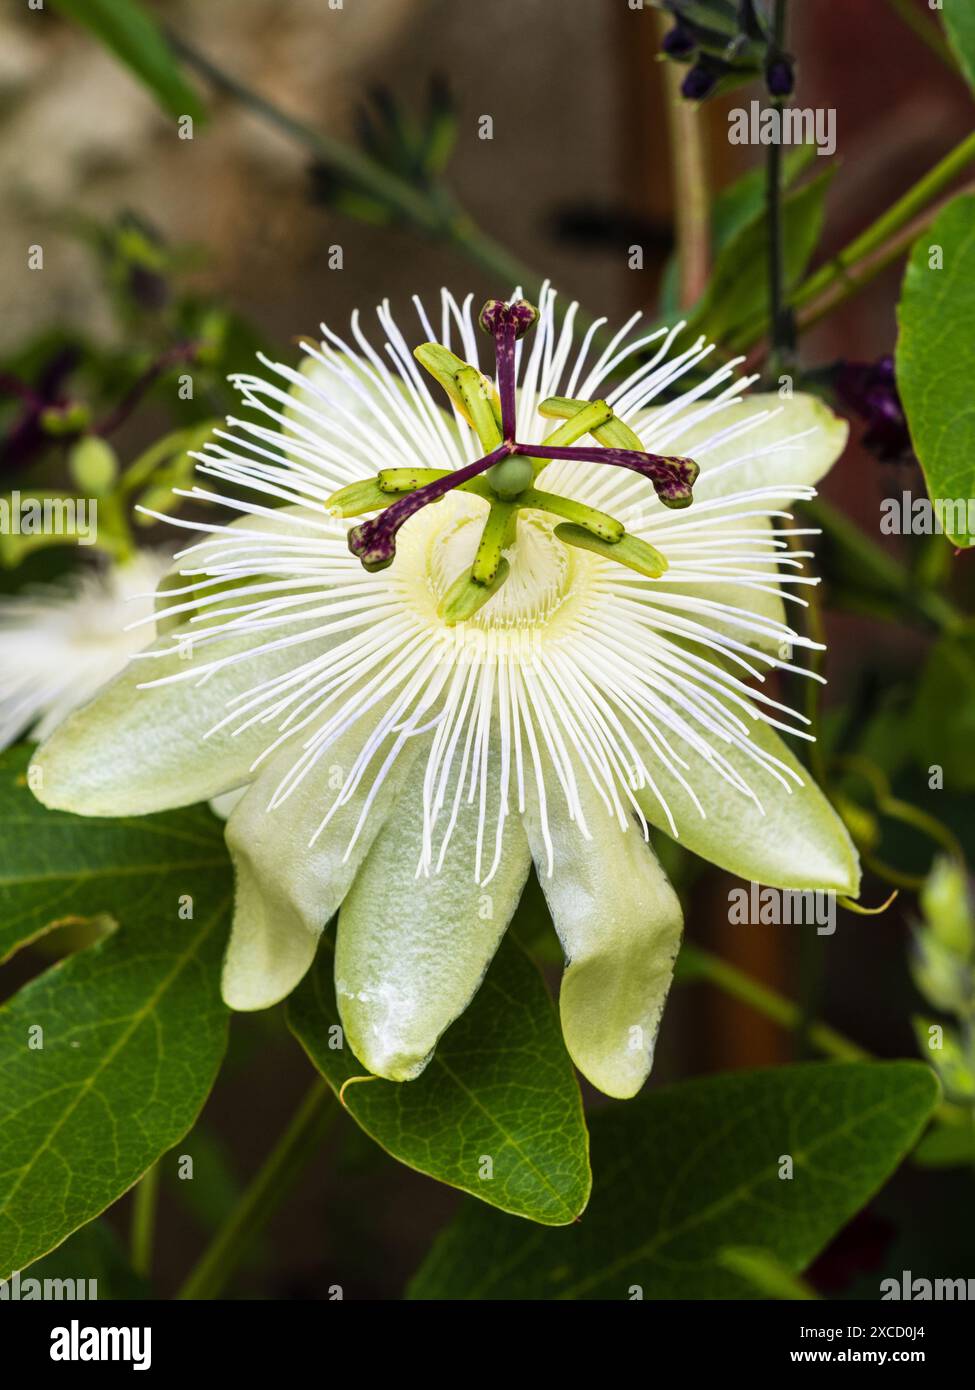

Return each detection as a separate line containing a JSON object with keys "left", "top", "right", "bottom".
{"left": 788, "top": 128, "right": 975, "bottom": 318}
{"left": 833, "top": 754, "right": 966, "bottom": 891}
{"left": 655, "top": 12, "right": 711, "bottom": 307}
{"left": 130, "top": 1160, "right": 161, "bottom": 1281}
{"left": 177, "top": 1079, "right": 336, "bottom": 1300}
{"left": 678, "top": 943, "right": 868, "bottom": 1062}
{"left": 766, "top": 0, "right": 793, "bottom": 378}
{"left": 794, "top": 180, "right": 975, "bottom": 336}
{"left": 679, "top": 944, "right": 965, "bottom": 1126}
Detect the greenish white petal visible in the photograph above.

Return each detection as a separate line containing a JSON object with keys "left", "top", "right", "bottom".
{"left": 31, "top": 620, "right": 334, "bottom": 818}
{"left": 335, "top": 753, "right": 532, "bottom": 1081}
{"left": 639, "top": 393, "right": 848, "bottom": 655}
{"left": 638, "top": 391, "right": 848, "bottom": 503}
{"left": 222, "top": 714, "right": 427, "bottom": 1011}
{"left": 524, "top": 753, "right": 683, "bottom": 1098}
{"left": 631, "top": 698, "right": 860, "bottom": 894}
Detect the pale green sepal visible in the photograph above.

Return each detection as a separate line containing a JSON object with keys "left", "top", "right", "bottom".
{"left": 31, "top": 618, "right": 335, "bottom": 818}
{"left": 523, "top": 757, "right": 683, "bottom": 1099}
{"left": 630, "top": 697, "right": 860, "bottom": 895}
{"left": 222, "top": 714, "right": 428, "bottom": 1011}
{"left": 335, "top": 753, "right": 532, "bottom": 1081}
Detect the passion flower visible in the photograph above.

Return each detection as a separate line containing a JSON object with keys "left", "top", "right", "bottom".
{"left": 30, "top": 285, "right": 858, "bottom": 1098}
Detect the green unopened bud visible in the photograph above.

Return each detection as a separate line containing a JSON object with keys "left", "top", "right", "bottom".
{"left": 912, "top": 1017, "right": 975, "bottom": 1102}
{"left": 439, "top": 557, "right": 510, "bottom": 625}
{"left": 911, "top": 932, "right": 974, "bottom": 1016}
{"left": 920, "top": 857, "right": 974, "bottom": 958}
{"left": 68, "top": 435, "right": 119, "bottom": 495}
{"left": 40, "top": 402, "right": 91, "bottom": 437}
{"left": 832, "top": 794, "right": 880, "bottom": 853}
{"left": 555, "top": 524, "right": 668, "bottom": 579}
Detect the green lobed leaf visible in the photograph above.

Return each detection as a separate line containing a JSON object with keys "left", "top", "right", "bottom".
{"left": 287, "top": 935, "right": 591, "bottom": 1226}
{"left": 49, "top": 0, "right": 204, "bottom": 123}
{"left": 408, "top": 1061, "right": 939, "bottom": 1299}
{"left": 0, "top": 747, "right": 231, "bottom": 1278}
{"left": 942, "top": 3, "right": 975, "bottom": 91}
{"left": 0, "top": 746, "right": 227, "bottom": 964}
{"left": 896, "top": 193, "right": 975, "bottom": 547}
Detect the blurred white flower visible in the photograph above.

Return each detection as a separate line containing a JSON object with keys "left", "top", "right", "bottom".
{"left": 0, "top": 551, "right": 169, "bottom": 748}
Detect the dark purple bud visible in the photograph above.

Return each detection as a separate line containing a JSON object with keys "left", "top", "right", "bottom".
{"left": 832, "top": 356, "right": 913, "bottom": 464}
{"left": 661, "top": 22, "right": 695, "bottom": 59}
{"left": 0, "top": 346, "right": 81, "bottom": 473}
{"left": 765, "top": 54, "right": 795, "bottom": 97}
{"left": 681, "top": 62, "right": 718, "bottom": 101}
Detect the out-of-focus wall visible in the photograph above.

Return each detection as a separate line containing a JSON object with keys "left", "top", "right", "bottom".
{"left": 1, "top": 0, "right": 630, "bottom": 351}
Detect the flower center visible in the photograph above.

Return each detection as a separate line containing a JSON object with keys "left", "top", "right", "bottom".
{"left": 430, "top": 506, "right": 576, "bottom": 630}
{"left": 395, "top": 496, "right": 595, "bottom": 649}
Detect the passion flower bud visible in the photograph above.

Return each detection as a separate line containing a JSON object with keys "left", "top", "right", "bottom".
{"left": 661, "top": 21, "right": 695, "bottom": 59}
{"left": 765, "top": 52, "right": 795, "bottom": 97}
{"left": 831, "top": 355, "right": 912, "bottom": 463}
{"left": 681, "top": 61, "right": 718, "bottom": 101}
{"left": 68, "top": 435, "right": 119, "bottom": 495}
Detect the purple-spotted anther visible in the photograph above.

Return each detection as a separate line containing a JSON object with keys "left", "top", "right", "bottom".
{"left": 29, "top": 283, "right": 860, "bottom": 1099}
